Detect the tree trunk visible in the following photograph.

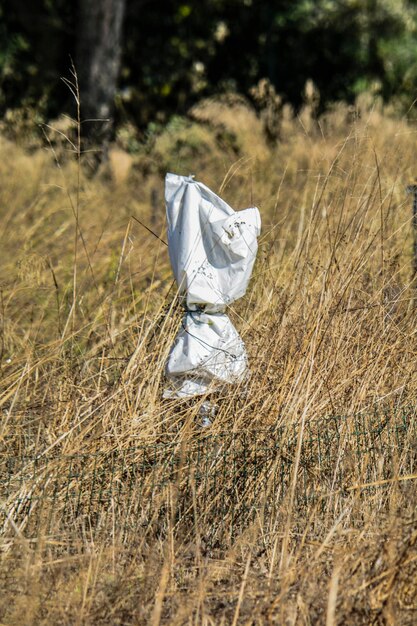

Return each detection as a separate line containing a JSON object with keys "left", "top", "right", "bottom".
{"left": 76, "top": 0, "right": 125, "bottom": 165}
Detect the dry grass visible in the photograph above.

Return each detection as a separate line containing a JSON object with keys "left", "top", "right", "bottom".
{"left": 0, "top": 95, "right": 417, "bottom": 625}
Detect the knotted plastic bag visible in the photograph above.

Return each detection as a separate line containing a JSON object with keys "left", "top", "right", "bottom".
{"left": 164, "top": 173, "right": 261, "bottom": 398}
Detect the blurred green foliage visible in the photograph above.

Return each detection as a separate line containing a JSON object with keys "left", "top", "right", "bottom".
{"left": 1, "top": 0, "right": 417, "bottom": 127}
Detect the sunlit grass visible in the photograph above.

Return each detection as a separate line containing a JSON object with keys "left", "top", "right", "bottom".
{"left": 0, "top": 95, "right": 416, "bottom": 624}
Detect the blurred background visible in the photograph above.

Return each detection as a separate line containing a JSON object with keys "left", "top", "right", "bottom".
{"left": 1, "top": 0, "right": 417, "bottom": 149}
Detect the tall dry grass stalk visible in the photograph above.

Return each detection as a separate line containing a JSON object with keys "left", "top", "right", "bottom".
{"left": 0, "top": 96, "right": 416, "bottom": 624}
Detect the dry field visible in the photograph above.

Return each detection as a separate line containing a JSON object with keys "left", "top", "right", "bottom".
{"left": 0, "top": 94, "right": 416, "bottom": 624}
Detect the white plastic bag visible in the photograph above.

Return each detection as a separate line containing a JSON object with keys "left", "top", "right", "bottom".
{"left": 164, "top": 173, "right": 261, "bottom": 398}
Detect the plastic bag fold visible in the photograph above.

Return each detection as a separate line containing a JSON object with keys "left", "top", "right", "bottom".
{"left": 164, "top": 173, "right": 260, "bottom": 398}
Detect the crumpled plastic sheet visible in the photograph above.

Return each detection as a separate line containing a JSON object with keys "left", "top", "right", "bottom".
{"left": 164, "top": 173, "right": 261, "bottom": 399}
